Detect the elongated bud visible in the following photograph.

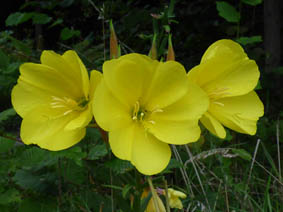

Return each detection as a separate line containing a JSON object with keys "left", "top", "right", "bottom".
{"left": 149, "top": 34, "right": 157, "bottom": 60}
{"left": 110, "top": 20, "right": 119, "bottom": 59}
{"left": 166, "top": 34, "right": 175, "bottom": 61}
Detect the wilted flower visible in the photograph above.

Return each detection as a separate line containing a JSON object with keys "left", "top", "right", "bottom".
{"left": 12, "top": 50, "right": 101, "bottom": 150}
{"left": 188, "top": 39, "right": 264, "bottom": 138}
{"left": 166, "top": 188, "right": 187, "bottom": 209}
{"left": 142, "top": 189, "right": 166, "bottom": 212}
{"left": 93, "top": 53, "right": 208, "bottom": 175}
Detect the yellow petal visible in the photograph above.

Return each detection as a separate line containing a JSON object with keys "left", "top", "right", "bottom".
{"left": 92, "top": 79, "right": 132, "bottom": 131}
{"left": 89, "top": 70, "right": 102, "bottom": 101}
{"left": 209, "top": 91, "right": 264, "bottom": 135}
{"left": 146, "top": 195, "right": 166, "bottom": 212}
{"left": 11, "top": 80, "right": 51, "bottom": 118}
{"left": 103, "top": 53, "right": 158, "bottom": 107}
{"left": 131, "top": 126, "right": 171, "bottom": 175}
{"left": 188, "top": 39, "right": 260, "bottom": 98}
{"left": 109, "top": 125, "right": 135, "bottom": 161}
{"left": 167, "top": 188, "right": 187, "bottom": 209}
{"left": 20, "top": 106, "right": 85, "bottom": 150}
{"left": 64, "top": 105, "right": 92, "bottom": 130}
{"left": 143, "top": 60, "right": 189, "bottom": 110}
{"left": 62, "top": 50, "right": 90, "bottom": 99}
{"left": 146, "top": 119, "right": 201, "bottom": 144}
{"left": 200, "top": 112, "right": 226, "bottom": 139}
{"left": 40, "top": 50, "right": 85, "bottom": 98}
{"left": 18, "top": 63, "right": 81, "bottom": 98}
{"left": 152, "top": 81, "right": 209, "bottom": 121}
{"left": 142, "top": 81, "right": 208, "bottom": 144}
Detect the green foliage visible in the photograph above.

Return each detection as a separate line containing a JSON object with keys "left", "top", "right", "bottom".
{"left": 216, "top": 1, "right": 241, "bottom": 23}
{"left": 6, "top": 12, "right": 52, "bottom": 26}
{"left": 60, "top": 27, "right": 81, "bottom": 41}
{"left": 241, "top": 0, "right": 262, "bottom": 6}
{"left": 0, "top": 189, "right": 21, "bottom": 205}
{"left": 236, "top": 35, "right": 262, "bottom": 45}
{"left": 0, "top": 136, "right": 15, "bottom": 153}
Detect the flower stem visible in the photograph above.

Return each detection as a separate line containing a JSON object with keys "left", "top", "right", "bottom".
{"left": 163, "top": 178, "right": 170, "bottom": 212}
{"left": 147, "top": 177, "right": 160, "bottom": 212}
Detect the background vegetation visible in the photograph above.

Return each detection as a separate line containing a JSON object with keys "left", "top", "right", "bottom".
{"left": 0, "top": 0, "right": 282, "bottom": 211}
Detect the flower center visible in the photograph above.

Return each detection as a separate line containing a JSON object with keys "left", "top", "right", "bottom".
{"left": 132, "top": 101, "right": 147, "bottom": 121}
{"left": 131, "top": 101, "right": 163, "bottom": 126}
{"left": 50, "top": 96, "right": 88, "bottom": 116}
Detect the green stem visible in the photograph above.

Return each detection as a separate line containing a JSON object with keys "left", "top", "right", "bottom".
{"left": 147, "top": 177, "right": 160, "bottom": 212}
{"left": 163, "top": 178, "right": 171, "bottom": 212}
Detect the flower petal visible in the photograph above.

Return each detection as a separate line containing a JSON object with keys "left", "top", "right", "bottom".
{"left": 21, "top": 106, "right": 85, "bottom": 150}
{"left": 40, "top": 50, "right": 85, "bottom": 98}
{"left": 200, "top": 112, "right": 226, "bottom": 139}
{"left": 92, "top": 79, "right": 132, "bottom": 131}
{"left": 131, "top": 126, "right": 171, "bottom": 175}
{"left": 89, "top": 70, "right": 102, "bottom": 101}
{"left": 11, "top": 79, "right": 51, "bottom": 118}
{"left": 188, "top": 39, "right": 260, "bottom": 98}
{"left": 62, "top": 50, "right": 90, "bottom": 99}
{"left": 143, "top": 61, "right": 189, "bottom": 110}
{"left": 109, "top": 125, "right": 135, "bottom": 161}
{"left": 146, "top": 119, "right": 201, "bottom": 144}
{"left": 152, "top": 81, "right": 209, "bottom": 121}
{"left": 209, "top": 91, "right": 264, "bottom": 135}
{"left": 64, "top": 105, "right": 92, "bottom": 130}
{"left": 18, "top": 63, "right": 81, "bottom": 98}
{"left": 103, "top": 53, "right": 158, "bottom": 107}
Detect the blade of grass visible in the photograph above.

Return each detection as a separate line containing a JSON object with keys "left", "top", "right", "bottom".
{"left": 184, "top": 145, "right": 212, "bottom": 212}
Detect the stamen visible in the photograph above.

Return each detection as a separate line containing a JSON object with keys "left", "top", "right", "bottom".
{"left": 51, "top": 105, "right": 66, "bottom": 108}
{"left": 148, "top": 120, "right": 156, "bottom": 125}
{"left": 209, "top": 87, "right": 231, "bottom": 99}
{"left": 152, "top": 108, "right": 163, "bottom": 113}
{"left": 63, "top": 110, "right": 73, "bottom": 116}
{"left": 213, "top": 101, "right": 225, "bottom": 107}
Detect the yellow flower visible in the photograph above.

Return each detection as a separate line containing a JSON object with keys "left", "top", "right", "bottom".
{"left": 141, "top": 189, "right": 166, "bottom": 212}
{"left": 167, "top": 188, "right": 187, "bottom": 209}
{"left": 11, "top": 50, "right": 101, "bottom": 150}
{"left": 188, "top": 39, "right": 264, "bottom": 138}
{"left": 93, "top": 53, "right": 209, "bottom": 175}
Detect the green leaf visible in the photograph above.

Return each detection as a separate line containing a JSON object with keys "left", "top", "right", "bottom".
{"left": 241, "top": 0, "right": 262, "bottom": 6}
{"left": 0, "top": 136, "right": 15, "bottom": 153}
{"left": 0, "top": 108, "right": 16, "bottom": 124}
{"left": 0, "top": 189, "right": 21, "bottom": 205}
{"left": 48, "top": 18, "right": 63, "bottom": 28}
{"left": 31, "top": 13, "right": 52, "bottom": 25}
{"left": 19, "top": 198, "right": 56, "bottom": 212}
{"left": 5, "top": 35, "right": 32, "bottom": 55}
{"left": 88, "top": 143, "right": 108, "bottom": 160}
{"left": 13, "top": 170, "right": 56, "bottom": 191}
{"left": 51, "top": 146, "right": 87, "bottom": 166}
{"left": 60, "top": 27, "right": 81, "bottom": 41}
{"left": 122, "top": 184, "right": 133, "bottom": 199}
{"left": 5, "top": 12, "right": 33, "bottom": 26}
{"left": 4, "top": 62, "right": 21, "bottom": 74}
{"left": 216, "top": 1, "right": 240, "bottom": 23}
{"left": 60, "top": 161, "right": 86, "bottom": 185}
{"left": 236, "top": 36, "right": 262, "bottom": 45}
{"left": 0, "top": 49, "right": 9, "bottom": 68}
{"left": 232, "top": 149, "right": 252, "bottom": 161}
{"left": 105, "top": 158, "right": 134, "bottom": 174}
